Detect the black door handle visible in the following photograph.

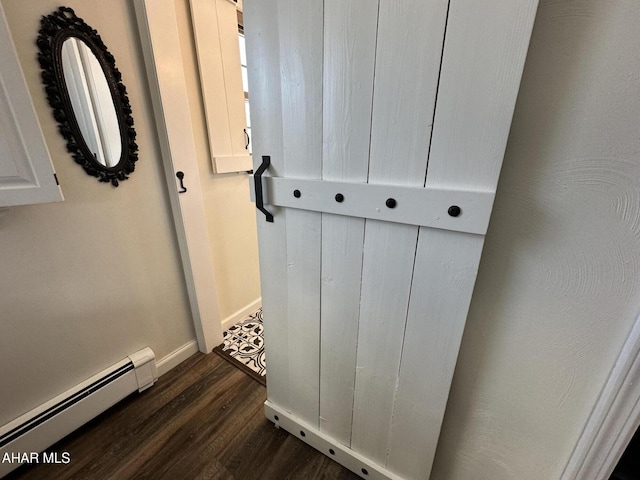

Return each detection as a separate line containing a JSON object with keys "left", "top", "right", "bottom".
{"left": 176, "top": 171, "right": 187, "bottom": 193}
{"left": 244, "top": 128, "right": 250, "bottom": 150}
{"left": 254, "top": 156, "right": 273, "bottom": 222}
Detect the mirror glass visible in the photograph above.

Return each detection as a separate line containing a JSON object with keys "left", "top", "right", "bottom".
{"left": 60, "top": 38, "right": 121, "bottom": 168}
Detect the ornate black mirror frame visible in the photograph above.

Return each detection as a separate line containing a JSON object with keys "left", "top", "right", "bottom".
{"left": 37, "top": 7, "right": 138, "bottom": 186}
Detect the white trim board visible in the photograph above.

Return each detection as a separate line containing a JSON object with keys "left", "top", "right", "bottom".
{"left": 561, "top": 312, "right": 640, "bottom": 480}
{"left": 221, "top": 297, "right": 262, "bottom": 332}
{"left": 156, "top": 340, "right": 200, "bottom": 377}
{"left": 264, "top": 401, "right": 402, "bottom": 480}
{"left": 134, "top": 0, "right": 223, "bottom": 353}
{"left": 265, "top": 177, "right": 495, "bottom": 235}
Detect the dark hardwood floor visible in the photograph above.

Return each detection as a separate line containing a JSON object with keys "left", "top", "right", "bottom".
{"left": 6, "top": 353, "right": 359, "bottom": 480}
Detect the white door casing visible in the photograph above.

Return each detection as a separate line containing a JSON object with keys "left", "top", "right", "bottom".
{"left": 245, "top": 1, "right": 539, "bottom": 479}
{"left": 134, "top": 0, "right": 223, "bottom": 353}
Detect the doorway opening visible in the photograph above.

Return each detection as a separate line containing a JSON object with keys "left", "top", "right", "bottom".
{"left": 611, "top": 427, "right": 640, "bottom": 480}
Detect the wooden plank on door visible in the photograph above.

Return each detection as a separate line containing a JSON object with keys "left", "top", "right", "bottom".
{"left": 366, "top": 0, "right": 450, "bottom": 185}
{"left": 319, "top": 0, "right": 379, "bottom": 445}
{"left": 350, "top": 0, "right": 450, "bottom": 463}
{"left": 425, "top": 0, "right": 540, "bottom": 192}
{"left": 386, "top": 1, "right": 540, "bottom": 478}
{"left": 278, "top": 0, "right": 324, "bottom": 424}
{"left": 350, "top": 220, "right": 419, "bottom": 461}
{"left": 386, "top": 230, "right": 484, "bottom": 478}
{"left": 243, "top": 0, "right": 289, "bottom": 408}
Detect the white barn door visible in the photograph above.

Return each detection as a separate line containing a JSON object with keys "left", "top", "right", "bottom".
{"left": 245, "top": 1, "right": 538, "bottom": 479}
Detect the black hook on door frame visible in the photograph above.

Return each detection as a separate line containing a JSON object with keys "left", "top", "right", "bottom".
{"left": 176, "top": 171, "right": 187, "bottom": 193}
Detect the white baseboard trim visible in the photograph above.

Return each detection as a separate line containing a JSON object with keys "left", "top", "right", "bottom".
{"left": 156, "top": 340, "right": 199, "bottom": 377}
{"left": 264, "top": 401, "right": 401, "bottom": 480}
{"left": 221, "top": 297, "right": 262, "bottom": 333}
{"left": 561, "top": 312, "right": 640, "bottom": 480}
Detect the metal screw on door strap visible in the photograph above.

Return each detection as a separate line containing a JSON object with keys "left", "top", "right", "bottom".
{"left": 386, "top": 198, "right": 397, "bottom": 208}
{"left": 448, "top": 205, "right": 461, "bottom": 217}
{"left": 335, "top": 193, "right": 344, "bottom": 203}
{"left": 293, "top": 189, "right": 301, "bottom": 198}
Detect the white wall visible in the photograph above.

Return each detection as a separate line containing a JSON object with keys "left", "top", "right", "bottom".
{"left": 431, "top": 1, "right": 640, "bottom": 479}
{"left": 0, "top": 0, "right": 195, "bottom": 426}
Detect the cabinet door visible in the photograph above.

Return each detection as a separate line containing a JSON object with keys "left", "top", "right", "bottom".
{"left": 0, "top": 5, "right": 62, "bottom": 207}
{"left": 246, "top": 1, "right": 538, "bottom": 479}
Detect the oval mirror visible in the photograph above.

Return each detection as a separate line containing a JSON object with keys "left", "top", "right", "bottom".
{"left": 60, "top": 38, "right": 122, "bottom": 168}
{"left": 37, "top": 7, "right": 138, "bottom": 186}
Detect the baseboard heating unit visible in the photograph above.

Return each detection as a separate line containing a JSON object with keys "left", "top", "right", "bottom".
{"left": 0, "top": 347, "right": 157, "bottom": 477}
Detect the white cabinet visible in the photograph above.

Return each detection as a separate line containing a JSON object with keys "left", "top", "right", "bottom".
{"left": 190, "top": 0, "right": 251, "bottom": 174}
{"left": 0, "top": 5, "right": 63, "bottom": 207}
